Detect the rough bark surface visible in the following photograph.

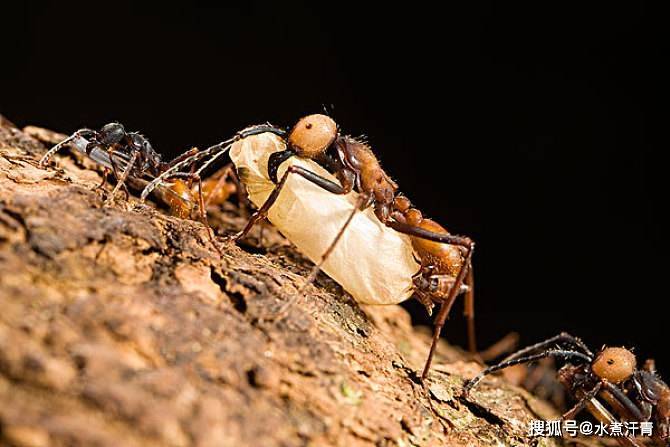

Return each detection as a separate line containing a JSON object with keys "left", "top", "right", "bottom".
{"left": 0, "top": 116, "right": 578, "bottom": 447}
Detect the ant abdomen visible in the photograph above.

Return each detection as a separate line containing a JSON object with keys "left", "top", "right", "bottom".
{"left": 163, "top": 179, "right": 195, "bottom": 220}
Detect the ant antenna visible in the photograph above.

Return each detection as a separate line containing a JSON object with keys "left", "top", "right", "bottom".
{"left": 321, "top": 103, "right": 335, "bottom": 116}
{"left": 140, "top": 137, "right": 235, "bottom": 201}
{"left": 464, "top": 349, "right": 593, "bottom": 394}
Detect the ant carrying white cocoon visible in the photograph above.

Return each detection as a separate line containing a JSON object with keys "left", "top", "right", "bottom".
{"left": 229, "top": 132, "right": 420, "bottom": 305}
{"left": 143, "top": 114, "right": 476, "bottom": 379}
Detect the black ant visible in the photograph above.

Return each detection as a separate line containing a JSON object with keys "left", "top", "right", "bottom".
{"left": 39, "top": 122, "right": 222, "bottom": 255}
{"left": 146, "top": 114, "right": 475, "bottom": 379}
{"left": 463, "top": 332, "right": 670, "bottom": 446}
{"left": 40, "top": 123, "right": 200, "bottom": 200}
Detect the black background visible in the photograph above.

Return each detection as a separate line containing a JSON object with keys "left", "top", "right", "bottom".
{"left": 2, "top": 2, "right": 663, "bottom": 369}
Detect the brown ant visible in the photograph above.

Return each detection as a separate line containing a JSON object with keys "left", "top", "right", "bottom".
{"left": 160, "top": 165, "right": 244, "bottom": 220}
{"left": 463, "top": 332, "right": 670, "bottom": 446}
{"left": 147, "top": 114, "right": 475, "bottom": 379}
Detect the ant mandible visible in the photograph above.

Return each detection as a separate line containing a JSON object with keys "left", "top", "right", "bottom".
{"left": 148, "top": 114, "right": 476, "bottom": 379}
{"left": 464, "top": 332, "right": 670, "bottom": 447}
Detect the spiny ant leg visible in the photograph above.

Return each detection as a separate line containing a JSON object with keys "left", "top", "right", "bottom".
{"left": 463, "top": 349, "right": 593, "bottom": 395}
{"left": 237, "top": 124, "right": 286, "bottom": 139}
{"left": 230, "top": 165, "right": 347, "bottom": 242}
{"left": 167, "top": 147, "right": 200, "bottom": 168}
{"left": 189, "top": 126, "right": 285, "bottom": 188}
{"left": 421, "top": 238, "right": 474, "bottom": 379}
{"left": 142, "top": 138, "right": 235, "bottom": 201}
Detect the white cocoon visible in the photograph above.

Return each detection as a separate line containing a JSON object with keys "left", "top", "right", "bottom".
{"left": 229, "top": 133, "right": 419, "bottom": 305}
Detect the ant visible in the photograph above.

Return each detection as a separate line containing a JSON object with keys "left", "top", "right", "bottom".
{"left": 145, "top": 114, "right": 475, "bottom": 379}
{"left": 39, "top": 122, "right": 223, "bottom": 255}
{"left": 40, "top": 122, "right": 200, "bottom": 200}
{"left": 463, "top": 333, "right": 670, "bottom": 447}
{"left": 160, "top": 165, "right": 244, "bottom": 220}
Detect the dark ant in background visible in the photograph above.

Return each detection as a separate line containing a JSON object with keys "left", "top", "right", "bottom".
{"left": 39, "top": 122, "right": 223, "bottom": 255}
{"left": 463, "top": 333, "right": 670, "bottom": 447}
{"left": 146, "top": 114, "right": 475, "bottom": 379}
{"left": 40, "top": 123, "right": 197, "bottom": 200}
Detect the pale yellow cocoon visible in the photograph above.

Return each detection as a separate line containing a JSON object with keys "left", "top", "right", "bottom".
{"left": 229, "top": 133, "right": 420, "bottom": 305}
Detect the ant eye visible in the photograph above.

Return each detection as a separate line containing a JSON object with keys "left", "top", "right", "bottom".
{"left": 288, "top": 114, "right": 337, "bottom": 158}
{"left": 592, "top": 347, "right": 636, "bottom": 383}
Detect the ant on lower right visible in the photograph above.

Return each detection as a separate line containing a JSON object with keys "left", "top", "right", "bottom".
{"left": 464, "top": 333, "right": 670, "bottom": 447}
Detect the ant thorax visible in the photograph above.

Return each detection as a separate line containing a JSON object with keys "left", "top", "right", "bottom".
{"left": 228, "top": 132, "right": 420, "bottom": 304}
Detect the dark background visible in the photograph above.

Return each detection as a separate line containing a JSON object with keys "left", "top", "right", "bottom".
{"left": 2, "top": 3, "right": 662, "bottom": 369}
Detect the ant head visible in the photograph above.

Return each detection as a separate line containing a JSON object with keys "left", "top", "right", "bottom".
{"left": 287, "top": 114, "right": 338, "bottom": 158}
{"left": 592, "top": 347, "right": 636, "bottom": 383}
{"left": 99, "top": 122, "right": 127, "bottom": 145}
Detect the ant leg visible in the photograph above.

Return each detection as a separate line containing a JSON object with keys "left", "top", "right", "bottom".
{"left": 463, "top": 349, "right": 592, "bottom": 395}
{"left": 39, "top": 128, "right": 95, "bottom": 166}
{"left": 237, "top": 124, "right": 286, "bottom": 139}
{"left": 500, "top": 333, "right": 593, "bottom": 363}
{"left": 167, "top": 147, "right": 200, "bottom": 168}
{"left": 202, "top": 164, "right": 240, "bottom": 208}
{"left": 105, "top": 151, "right": 138, "bottom": 205}
{"left": 166, "top": 172, "right": 224, "bottom": 257}
{"left": 301, "top": 193, "right": 371, "bottom": 288}
{"left": 421, "top": 240, "right": 474, "bottom": 379}
{"left": 562, "top": 382, "right": 602, "bottom": 420}
{"left": 600, "top": 381, "right": 646, "bottom": 421}
{"left": 580, "top": 397, "right": 646, "bottom": 447}
{"left": 192, "top": 173, "right": 224, "bottom": 258}
{"left": 384, "top": 220, "right": 478, "bottom": 373}
{"left": 194, "top": 126, "right": 286, "bottom": 186}
{"left": 142, "top": 139, "right": 235, "bottom": 201}
{"left": 96, "top": 168, "right": 110, "bottom": 191}
{"left": 230, "top": 165, "right": 347, "bottom": 242}
{"left": 386, "top": 220, "right": 473, "bottom": 248}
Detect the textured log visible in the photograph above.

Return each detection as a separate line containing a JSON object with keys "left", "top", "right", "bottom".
{"left": 0, "top": 116, "right": 573, "bottom": 447}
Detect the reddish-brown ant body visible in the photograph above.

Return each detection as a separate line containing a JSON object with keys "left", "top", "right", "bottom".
{"left": 464, "top": 333, "right": 670, "bottom": 447}
{"left": 150, "top": 114, "right": 475, "bottom": 379}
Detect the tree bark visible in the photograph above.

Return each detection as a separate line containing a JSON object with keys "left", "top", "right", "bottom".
{"left": 0, "top": 116, "right": 576, "bottom": 447}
